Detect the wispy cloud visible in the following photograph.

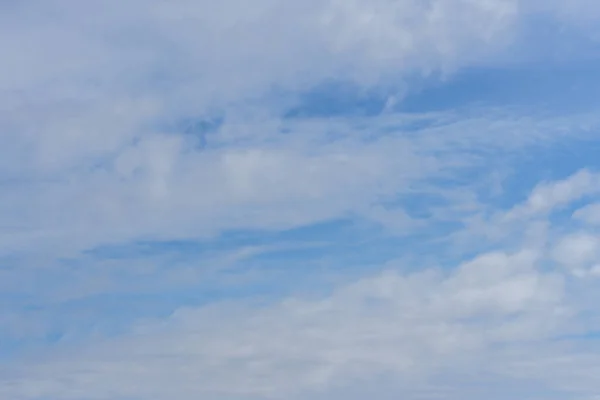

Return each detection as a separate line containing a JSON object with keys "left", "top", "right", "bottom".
{"left": 4, "top": 179, "right": 600, "bottom": 399}
{"left": 2, "top": 0, "right": 600, "bottom": 399}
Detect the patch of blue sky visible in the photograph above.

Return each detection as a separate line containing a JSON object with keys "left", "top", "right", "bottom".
{"left": 397, "top": 62, "right": 600, "bottom": 114}
{"left": 493, "top": 139, "right": 600, "bottom": 214}
{"left": 438, "top": 137, "right": 600, "bottom": 210}
{"left": 81, "top": 212, "right": 460, "bottom": 273}
{"left": 281, "top": 56, "right": 600, "bottom": 122}
{"left": 6, "top": 217, "right": 437, "bottom": 314}
{"left": 370, "top": 139, "right": 600, "bottom": 229}
{"left": 0, "top": 221, "right": 391, "bottom": 350}
{"left": 159, "top": 115, "right": 224, "bottom": 150}
{"left": 82, "top": 218, "right": 354, "bottom": 262}
{"left": 283, "top": 80, "right": 392, "bottom": 119}
{"left": 81, "top": 219, "right": 388, "bottom": 281}
{"left": 550, "top": 328, "right": 600, "bottom": 342}
{"left": 0, "top": 283, "right": 287, "bottom": 360}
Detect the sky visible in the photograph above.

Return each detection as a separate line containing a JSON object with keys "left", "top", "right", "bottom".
{"left": 2, "top": 0, "right": 600, "bottom": 399}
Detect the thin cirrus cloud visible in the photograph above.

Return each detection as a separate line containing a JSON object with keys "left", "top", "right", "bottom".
{"left": 2, "top": 0, "right": 600, "bottom": 399}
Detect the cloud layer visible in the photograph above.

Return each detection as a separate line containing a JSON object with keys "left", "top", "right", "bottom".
{"left": 4, "top": 175, "right": 600, "bottom": 399}
{"left": 2, "top": 0, "right": 600, "bottom": 399}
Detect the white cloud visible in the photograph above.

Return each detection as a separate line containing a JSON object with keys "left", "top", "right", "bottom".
{"left": 449, "top": 168, "right": 600, "bottom": 254}
{"left": 505, "top": 169, "right": 600, "bottom": 218}
{"left": 1, "top": 0, "right": 600, "bottom": 261}
{"left": 526, "top": 170, "right": 600, "bottom": 214}
{"left": 552, "top": 233, "right": 600, "bottom": 276}
{"left": 0, "top": 243, "right": 588, "bottom": 400}
{"left": 0, "top": 0, "right": 522, "bottom": 103}
{"left": 3, "top": 1, "right": 600, "bottom": 399}
{"left": 3, "top": 109, "right": 600, "bottom": 260}
{"left": 573, "top": 203, "right": 600, "bottom": 226}
{"left": 6, "top": 168, "right": 600, "bottom": 398}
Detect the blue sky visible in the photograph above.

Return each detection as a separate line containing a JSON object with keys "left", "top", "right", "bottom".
{"left": 3, "top": 1, "right": 600, "bottom": 399}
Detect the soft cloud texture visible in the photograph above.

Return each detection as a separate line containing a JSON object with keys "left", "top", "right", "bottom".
{"left": 3, "top": 192, "right": 600, "bottom": 399}
{"left": 2, "top": 0, "right": 600, "bottom": 399}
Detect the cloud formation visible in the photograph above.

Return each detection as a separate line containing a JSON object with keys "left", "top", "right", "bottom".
{"left": 2, "top": 0, "right": 600, "bottom": 399}
{"left": 3, "top": 176, "right": 600, "bottom": 399}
